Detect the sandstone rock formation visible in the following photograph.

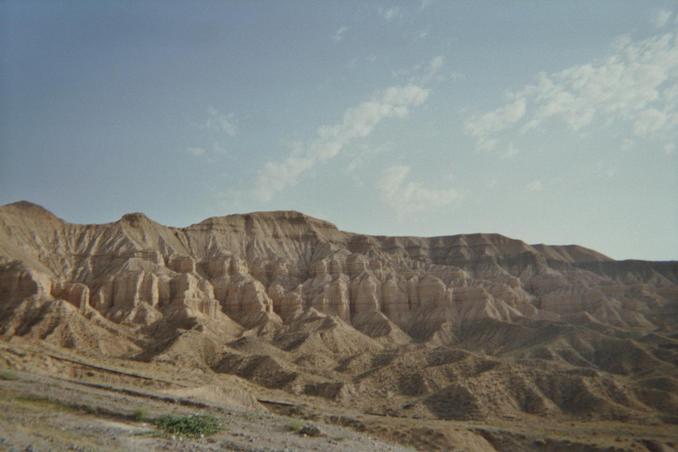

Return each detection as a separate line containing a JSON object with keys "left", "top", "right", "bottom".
{"left": 1, "top": 200, "right": 677, "bottom": 424}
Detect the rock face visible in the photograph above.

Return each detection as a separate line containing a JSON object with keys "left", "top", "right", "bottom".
{"left": 1, "top": 201, "right": 678, "bottom": 423}
{"left": 1, "top": 201, "right": 676, "bottom": 338}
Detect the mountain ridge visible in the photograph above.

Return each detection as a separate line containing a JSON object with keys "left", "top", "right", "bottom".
{"left": 0, "top": 200, "right": 624, "bottom": 264}
{"left": 1, "top": 200, "right": 677, "bottom": 436}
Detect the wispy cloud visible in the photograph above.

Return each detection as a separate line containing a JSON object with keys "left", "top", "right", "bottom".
{"left": 633, "top": 108, "right": 668, "bottom": 137}
{"left": 332, "top": 25, "right": 349, "bottom": 42}
{"left": 253, "top": 85, "right": 429, "bottom": 201}
{"left": 379, "top": 6, "right": 402, "bottom": 22}
{"left": 465, "top": 98, "right": 525, "bottom": 151}
{"left": 378, "top": 165, "right": 462, "bottom": 217}
{"left": 594, "top": 162, "right": 617, "bottom": 179}
{"left": 526, "top": 180, "right": 543, "bottom": 192}
{"left": 654, "top": 9, "right": 673, "bottom": 28}
{"left": 345, "top": 143, "right": 391, "bottom": 175}
{"left": 203, "top": 107, "right": 237, "bottom": 137}
{"left": 347, "top": 55, "right": 377, "bottom": 70}
{"left": 500, "top": 144, "right": 520, "bottom": 159}
{"left": 414, "top": 29, "right": 429, "bottom": 41}
{"left": 465, "top": 30, "right": 678, "bottom": 152}
{"left": 187, "top": 147, "right": 207, "bottom": 157}
{"left": 393, "top": 55, "right": 460, "bottom": 84}
{"left": 419, "top": 0, "right": 433, "bottom": 10}
{"left": 189, "top": 108, "right": 238, "bottom": 160}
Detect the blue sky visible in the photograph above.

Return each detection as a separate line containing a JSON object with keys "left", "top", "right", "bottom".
{"left": 1, "top": 1, "right": 677, "bottom": 260}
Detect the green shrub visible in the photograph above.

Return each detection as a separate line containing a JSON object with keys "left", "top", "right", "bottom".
{"left": 286, "top": 419, "right": 322, "bottom": 436}
{"left": 0, "top": 369, "right": 18, "bottom": 381}
{"left": 298, "top": 423, "right": 321, "bottom": 437}
{"left": 286, "top": 418, "right": 305, "bottom": 432}
{"left": 133, "top": 407, "right": 147, "bottom": 422}
{"left": 153, "top": 414, "right": 221, "bottom": 437}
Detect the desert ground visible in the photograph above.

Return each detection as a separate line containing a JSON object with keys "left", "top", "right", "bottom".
{"left": 2, "top": 339, "right": 675, "bottom": 451}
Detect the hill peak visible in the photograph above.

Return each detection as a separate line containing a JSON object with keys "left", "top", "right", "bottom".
{"left": 118, "top": 212, "right": 156, "bottom": 225}
{"left": 195, "top": 209, "right": 339, "bottom": 231}
{"left": 0, "top": 200, "right": 62, "bottom": 221}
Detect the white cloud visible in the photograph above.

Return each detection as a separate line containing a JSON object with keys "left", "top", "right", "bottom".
{"left": 187, "top": 147, "right": 207, "bottom": 157}
{"left": 378, "top": 165, "right": 462, "bottom": 217}
{"left": 594, "top": 161, "right": 617, "bottom": 178}
{"left": 465, "top": 98, "right": 526, "bottom": 151}
{"left": 465, "top": 31, "right": 678, "bottom": 151}
{"left": 393, "top": 55, "right": 458, "bottom": 84}
{"left": 654, "top": 9, "right": 673, "bottom": 28}
{"left": 665, "top": 142, "right": 676, "bottom": 155}
{"left": 448, "top": 71, "right": 464, "bottom": 82}
{"left": 633, "top": 108, "right": 668, "bottom": 137}
{"left": 332, "top": 26, "right": 349, "bottom": 42}
{"left": 254, "top": 157, "right": 314, "bottom": 201}
{"left": 430, "top": 56, "right": 445, "bottom": 75}
{"left": 203, "top": 107, "right": 237, "bottom": 136}
{"left": 379, "top": 6, "right": 402, "bottom": 22}
{"left": 347, "top": 55, "right": 377, "bottom": 70}
{"left": 526, "top": 180, "right": 543, "bottom": 192}
{"left": 253, "top": 84, "right": 429, "bottom": 201}
{"left": 345, "top": 143, "right": 390, "bottom": 175}
{"left": 414, "top": 29, "right": 429, "bottom": 41}
{"left": 500, "top": 144, "right": 520, "bottom": 159}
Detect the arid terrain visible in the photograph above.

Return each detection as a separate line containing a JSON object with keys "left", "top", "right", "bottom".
{"left": 1, "top": 200, "right": 677, "bottom": 451}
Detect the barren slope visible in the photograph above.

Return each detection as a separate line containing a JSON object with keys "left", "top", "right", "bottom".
{"left": 1, "top": 201, "right": 677, "bottom": 450}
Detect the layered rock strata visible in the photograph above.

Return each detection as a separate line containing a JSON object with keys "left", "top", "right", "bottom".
{"left": 1, "top": 201, "right": 676, "bottom": 344}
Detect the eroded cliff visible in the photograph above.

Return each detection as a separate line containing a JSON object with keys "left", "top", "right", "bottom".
{"left": 1, "top": 201, "right": 677, "bottom": 424}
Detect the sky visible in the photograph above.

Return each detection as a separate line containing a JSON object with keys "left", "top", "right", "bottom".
{"left": 1, "top": 1, "right": 677, "bottom": 261}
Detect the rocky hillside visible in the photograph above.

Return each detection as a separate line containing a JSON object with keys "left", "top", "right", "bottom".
{"left": 1, "top": 200, "right": 677, "bottom": 426}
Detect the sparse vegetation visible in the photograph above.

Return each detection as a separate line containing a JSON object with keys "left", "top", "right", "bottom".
{"left": 133, "top": 407, "right": 147, "bottom": 422}
{"left": 299, "top": 423, "right": 322, "bottom": 437}
{"left": 286, "top": 418, "right": 321, "bottom": 436}
{"left": 14, "top": 393, "right": 79, "bottom": 413}
{"left": 0, "top": 369, "right": 18, "bottom": 381}
{"left": 286, "top": 418, "right": 305, "bottom": 432}
{"left": 152, "top": 414, "right": 222, "bottom": 437}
